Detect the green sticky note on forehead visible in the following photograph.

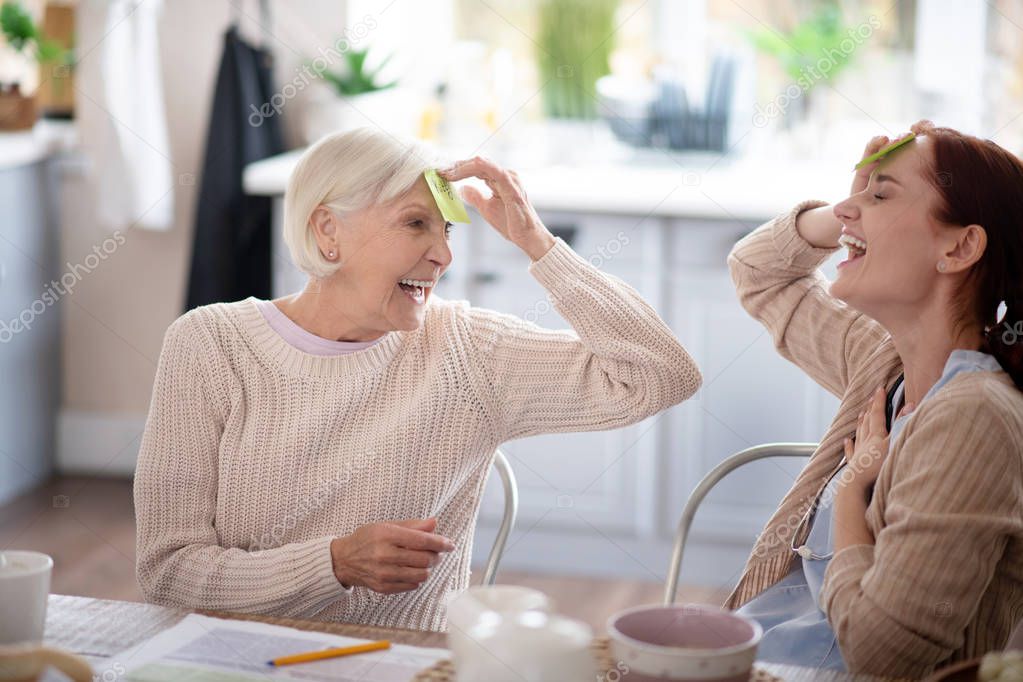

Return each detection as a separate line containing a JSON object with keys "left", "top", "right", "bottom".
{"left": 854, "top": 132, "right": 916, "bottom": 170}
{"left": 424, "top": 169, "right": 470, "bottom": 223}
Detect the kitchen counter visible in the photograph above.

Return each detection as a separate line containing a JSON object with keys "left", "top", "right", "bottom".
{"left": 243, "top": 145, "right": 852, "bottom": 220}
{"left": 0, "top": 119, "right": 77, "bottom": 171}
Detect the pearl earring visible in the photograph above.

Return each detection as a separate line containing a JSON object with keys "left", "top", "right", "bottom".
{"left": 937, "top": 260, "right": 948, "bottom": 272}
{"left": 327, "top": 250, "right": 335, "bottom": 259}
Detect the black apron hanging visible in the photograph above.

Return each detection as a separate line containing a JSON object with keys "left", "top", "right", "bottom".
{"left": 185, "top": 2, "right": 283, "bottom": 310}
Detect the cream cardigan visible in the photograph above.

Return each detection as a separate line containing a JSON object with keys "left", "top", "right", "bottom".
{"left": 134, "top": 237, "right": 701, "bottom": 632}
{"left": 725, "top": 199, "right": 1023, "bottom": 678}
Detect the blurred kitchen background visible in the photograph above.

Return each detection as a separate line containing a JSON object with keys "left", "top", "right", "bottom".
{"left": 2, "top": 0, "right": 1021, "bottom": 628}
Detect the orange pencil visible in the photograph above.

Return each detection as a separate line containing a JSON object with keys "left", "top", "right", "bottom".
{"left": 266, "top": 640, "right": 391, "bottom": 666}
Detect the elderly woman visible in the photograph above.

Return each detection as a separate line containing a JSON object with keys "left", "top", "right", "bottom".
{"left": 725, "top": 121, "right": 1023, "bottom": 678}
{"left": 133, "top": 127, "right": 701, "bottom": 631}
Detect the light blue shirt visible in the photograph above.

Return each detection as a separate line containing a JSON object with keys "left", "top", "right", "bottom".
{"left": 737, "top": 349, "right": 1004, "bottom": 671}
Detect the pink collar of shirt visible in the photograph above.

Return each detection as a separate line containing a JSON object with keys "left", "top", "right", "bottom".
{"left": 254, "top": 299, "right": 383, "bottom": 356}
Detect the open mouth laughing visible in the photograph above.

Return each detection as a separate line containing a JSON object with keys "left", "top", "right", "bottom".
{"left": 397, "top": 277, "right": 436, "bottom": 305}
{"left": 837, "top": 232, "right": 867, "bottom": 268}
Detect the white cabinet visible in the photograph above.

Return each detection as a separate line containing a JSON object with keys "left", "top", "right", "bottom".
{"left": 463, "top": 212, "right": 661, "bottom": 537}
{"left": 0, "top": 160, "right": 61, "bottom": 506}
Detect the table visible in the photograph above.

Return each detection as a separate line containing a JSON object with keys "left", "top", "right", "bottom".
{"left": 43, "top": 594, "right": 889, "bottom": 682}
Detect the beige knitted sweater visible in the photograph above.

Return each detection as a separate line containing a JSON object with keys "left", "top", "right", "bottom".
{"left": 134, "top": 237, "right": 701, "bottom": 632}
{"left": 726, "top": 200, "right": 1023, "bottom": 678}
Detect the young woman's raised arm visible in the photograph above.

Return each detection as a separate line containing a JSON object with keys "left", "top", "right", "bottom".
{"left": 727, "top": 136, "right": 904, "bottom": 397}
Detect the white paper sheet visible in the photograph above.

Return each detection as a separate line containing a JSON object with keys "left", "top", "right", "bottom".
{"left": 113, "top": 614, "right": 449, "bottom": 681}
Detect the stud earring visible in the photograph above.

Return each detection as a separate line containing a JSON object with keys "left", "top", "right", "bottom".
{"left": 937, "top": 260, "right": 948, "bottom": 272}
{"left": 327, "top": 250, "right": 335, "bottom": 259}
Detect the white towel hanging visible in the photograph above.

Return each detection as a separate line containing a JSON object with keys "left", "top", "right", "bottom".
{"left": 86, "top": 0, "right": 174, "bottom": 232}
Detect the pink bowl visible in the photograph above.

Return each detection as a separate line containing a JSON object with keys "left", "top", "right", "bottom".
{"left": 606, "top": 604, "right": 762, "bottom": 681}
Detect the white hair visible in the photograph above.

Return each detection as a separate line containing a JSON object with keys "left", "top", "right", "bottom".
{"left": 282, "top": 127, "right": 443, "bottom": 278}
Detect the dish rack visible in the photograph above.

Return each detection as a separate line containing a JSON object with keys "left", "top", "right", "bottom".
{"left": 598, "top": 54, "right": 736, "bottom": 153}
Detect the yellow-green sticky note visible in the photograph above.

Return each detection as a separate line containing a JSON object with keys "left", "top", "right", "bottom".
{"left": 854, "top": 132, "right": 916, "bottom": 170}
{"left": 424, "top": 169, "right": 470, "bottom": 223}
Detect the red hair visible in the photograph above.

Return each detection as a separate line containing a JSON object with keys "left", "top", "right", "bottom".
{"left": 921, "top": 126, "right": 1023, "bottom": 389}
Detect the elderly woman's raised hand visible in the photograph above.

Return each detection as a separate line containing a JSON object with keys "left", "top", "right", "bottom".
{"left": 329, "top": 517, "right": 455, "bottom": 594}
{"left": 439, "top": 157, "right": 556, "bottom": 262}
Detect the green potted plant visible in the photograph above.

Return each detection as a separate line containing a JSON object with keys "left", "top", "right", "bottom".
{"left": 311, "top": 47, "right": 397, "bottom": 97}
{"left": 536, "top": 0, "right": 618, "bottom": 120}
{"left": 743, "top": 2, "right": 857, "bottom": 127}
{"left": 0, "top": 0, "right": 67, "bottom": 130}
{"left": 303, "top": 46, "right": 410, "bottom": 142}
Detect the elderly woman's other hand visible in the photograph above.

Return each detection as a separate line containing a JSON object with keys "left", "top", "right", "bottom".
{"left": 438, "top": 157, "right": 556, "bottom": 262}
{"left": 329, "top": 517, "right": 455, "bottom": 594}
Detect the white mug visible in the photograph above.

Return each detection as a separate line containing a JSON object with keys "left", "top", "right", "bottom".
{"left": 447, "top": 585, "right": 551, "bottom": 630}
{"left": 460, "top": 611, "right": 596, "bottom": 682}
{"left": 447, "top": 586, "right": 552, "bottom": 680}
{"left": 0, "top": 551, "right": 53, "bottom": 645}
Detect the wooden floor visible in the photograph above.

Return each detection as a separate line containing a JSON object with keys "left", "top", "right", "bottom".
{"left": 0, "top": 475, "right": 729, "bottom": 631}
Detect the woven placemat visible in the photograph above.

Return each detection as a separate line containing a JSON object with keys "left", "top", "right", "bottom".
{"left": 412, "top": 636, "right": 782, "bottom": 681}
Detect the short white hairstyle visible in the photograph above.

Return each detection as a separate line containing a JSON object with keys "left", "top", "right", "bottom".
{"left": 283, "top": 127, "right": 443, "bottom": 278}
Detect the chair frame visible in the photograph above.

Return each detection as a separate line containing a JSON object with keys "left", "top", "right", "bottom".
{"left": 480, "top": 448, "right": 519, "bottom": 586}
{"left": 663, "top": 442, "right": 818, "bottom": 605}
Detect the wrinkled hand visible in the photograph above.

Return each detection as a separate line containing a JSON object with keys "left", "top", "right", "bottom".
{"left": 330, "top": 517, "right": 454, "bottom": 594}
{"left": 841, "top": 387, "right": 914, "bottom": 495}
{"left": 850, "top": 119, "right": 933, "bottom": 196}
{"left": 438, "top": 157, "right": 555, "bottom": 261}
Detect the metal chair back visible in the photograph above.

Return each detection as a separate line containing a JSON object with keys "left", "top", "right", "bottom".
{"left": 663, "top": 443, "right": 818, "bottom": 605}
{"left": 480, "top": 448, "right": 519, "bottom": 586}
